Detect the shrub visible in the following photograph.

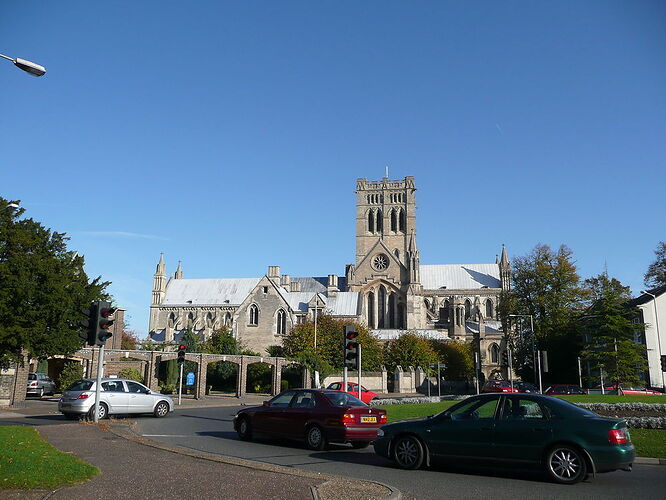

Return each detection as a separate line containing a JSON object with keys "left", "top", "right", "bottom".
{"left": 159, "top": 383, "right": 176, "bottom": 394}
{"left": 57, "top": 362, "right": 83, "bottom": 391}
{"left": 117, "top": 367, "right": 143, "bottom": 383}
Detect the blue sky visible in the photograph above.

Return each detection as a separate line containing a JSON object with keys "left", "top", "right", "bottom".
{"left": 2, "top": 1, "right": 664, "bottom": 337}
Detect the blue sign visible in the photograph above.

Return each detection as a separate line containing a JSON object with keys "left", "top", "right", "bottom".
{"left": 186, "top": 372, "right": 195, "bottom": 386}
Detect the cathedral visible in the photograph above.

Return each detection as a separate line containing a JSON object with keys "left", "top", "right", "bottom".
{"left": 149, "top": 176, "right": 511, "bottom": 379}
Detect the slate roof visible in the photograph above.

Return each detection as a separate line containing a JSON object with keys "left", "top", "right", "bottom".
{"left": 627, "top": 284, "right": 666, "bottom": 307}
{"left": 326, "top": 292, "right": 360, "bottom": 316}
{"left": 161, "top": 278, "right": 261, "bottom": 306}
{"left": 372, "top": 329, "right": 450, "bottom": 341}
{"left": 420, "top": 264, "right": 501, "bottom": 290}
{"left": 292, "top": 276, "right": 348, "bottom": 293}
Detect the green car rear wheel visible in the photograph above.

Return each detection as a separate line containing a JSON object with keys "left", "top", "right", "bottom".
{"left": 546, "top": 446, "right": 588, "bottom": 484}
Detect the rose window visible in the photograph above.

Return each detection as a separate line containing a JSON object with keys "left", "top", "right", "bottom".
{"left": 372, "top": 253, "right": 389, "bottom": 271}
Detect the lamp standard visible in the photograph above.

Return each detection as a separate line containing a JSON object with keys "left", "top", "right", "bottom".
{"left": 641, "top": 290, "right": 665, "bottom": 390}
{"left": 2, "top": 202, "right": 20, "bottom": 212}
{"left": 508, "top": 314, "right": 541, "bottom": 393}
{"left": 0, "top": 53, "right": 46, "bottom": 76}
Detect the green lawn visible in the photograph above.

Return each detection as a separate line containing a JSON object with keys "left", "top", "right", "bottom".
{"left": 0, "top": 426, "right": 98, "bottom": 489}
{"left": 376, "top": 401, "right": 666, "bottom": 458}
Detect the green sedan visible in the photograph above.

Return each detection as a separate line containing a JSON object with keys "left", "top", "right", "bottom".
{"left": 373, "top": 393, "right": 634, "bottom": 484}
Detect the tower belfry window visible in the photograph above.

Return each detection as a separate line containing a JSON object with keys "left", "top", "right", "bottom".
{"left": 368, "top": 210, "right": 375, "bottom": 233}
{"left": 376, "top": 209, "right": 383, "bottom": 233}
{"left": 399, "top": 208, "right": 406, "bottom": 232}
{"left": 390, "top": 209, "right": 397, "bottom": 232}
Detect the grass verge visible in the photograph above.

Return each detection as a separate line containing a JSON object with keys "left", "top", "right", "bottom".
{"left": 376, "top": 401, "right": 666, "bottom": 459}
{"left": 0, "top": 426, "right": 98, "bottom": 490}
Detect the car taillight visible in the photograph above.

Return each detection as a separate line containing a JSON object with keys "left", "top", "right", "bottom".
{"left": 30, "top": 381, "right": 38, "bottom": 386}
{"left": 608, "top": 428, "right": 629, "bottom": 444}
{"left": 77, "top": 393, "right": 90, "bottom": 400}
{"left": 342, "top": 413, "right": 356, "bottom": 424}
{"left": 379, "top": 414, "right": 387, "bottom": 424}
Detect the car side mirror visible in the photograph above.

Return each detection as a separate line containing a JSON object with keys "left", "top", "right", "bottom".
{"left": 263, "top": 401, "right": 269, "bottom": 407}
{"left": 144, "top": 389, "right": 151, "bottom": 394}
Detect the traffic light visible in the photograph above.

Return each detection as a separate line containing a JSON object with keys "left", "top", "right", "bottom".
{"left": 501, "top": 350, "right": 509, "bottom": 366}
{"left": 344, "top": 325, "right": 359, "bottom": 370}
{"left": 94, "top": 300, "right": 116, "bottom": 346}
{"left": 661, "top": 355, "right": 666, "bottom": 372}
{"left": 177, "top": 344, "right": 186, "bottom": 365}
{"left": 78, "top": 304, "right": 96, "bottom": 346}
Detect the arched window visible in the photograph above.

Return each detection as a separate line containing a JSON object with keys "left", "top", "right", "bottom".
{"left": 187, "top": 312, "right": 194, "bottom": 329}
{"left": 224, "top": 312, "right": 232, "bottom": 327}
{"left": 399, "top": 208, "right": 406, "bottom": 232}
{"left": 168, "top": 313, "right": 176, "bottom": 328}
{"left": 367, "top": 210, "right": 374, "bottom": 233}
{"left": 485, "top": 299, "right": 494, "bottom": 318}
{"left": 394, "top": 248, "right": 400, "bottom": 260}
{"left": 378, "top": 286, "right": 386, "bottom": 328}
{"left": 206, "top": 312, "right": 214, "bottom": 328}
{"left": 249, "top": 304, "right": 259, "bottom": 326}
{"left": 390, "top": 209, "right": 397, "bottom": 232}
{"left": 376, "top": 209, "right": 383, "bottom": 233}
{"left": 439, "top": 300, "right": 450, "bottom": 323}
{"left": 490, "top": 344, "right": 500, "bottom": 364}
{"left": 464, "top": 300, "right": 471, "bottom": 320}
{"left": 276, "top": 309, "right": 286, "bottom": 335}
{"left": 367, "top": 292, "right": 375, "bottom": 328}
{"left": 397, "top": 302, "right": 405, "bottom": 329}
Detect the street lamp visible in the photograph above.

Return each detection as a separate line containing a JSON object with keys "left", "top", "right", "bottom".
{"left": 2, "top": 202, "right": 20, "bottom": 212}
{"left": 0, "top": 53, "right": 46, "bottom": 77}
{"left": 641, "top": 290, "right": 665, "bottom": 391}
{"left": 508, "top": 314, "right": 542, "bottom": 393}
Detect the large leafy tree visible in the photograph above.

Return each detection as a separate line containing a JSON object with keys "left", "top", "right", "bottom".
{"left": 430, "top": 340, "right": 474, "bottom": 379}
{"left": 644, "top": 241, "right": 666, "bottom": 288}
{"left": 507, "top": 244, "right": 588, "bottom": 383}
{"left": 0, "top": 199, "right": 108, "bottom": 366}
{"left": 383, "top": 332, "right": 439, "bottom": 373}
{"left": 579, "top": 273, "right": 647, "bottom": 387}
{"left": 282, "top": 315, "right": 384, "bottom": 372}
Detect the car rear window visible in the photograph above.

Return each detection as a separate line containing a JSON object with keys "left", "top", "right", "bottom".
{"left": 324, "top": 392, "right": 367, "bottom": 407}
{"left": 67, "top": 380, "right": 93, "bottom": 391}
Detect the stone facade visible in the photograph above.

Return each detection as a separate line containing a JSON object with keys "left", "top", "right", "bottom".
{"left": 148, "top": 176, "right": 511, "bottom": 380}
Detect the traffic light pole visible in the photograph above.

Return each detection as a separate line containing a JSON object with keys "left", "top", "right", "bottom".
{"left": 178, "top": 363, "right": 184, "bottom": 406}
{"left": 93, "top": 344, "right": 104, "bottom": 423}
{"left": 357, "top": 343, "right": 362, "bottom": 401}
{"left": 343, "top": 367, "right": 348, "bottom": 396}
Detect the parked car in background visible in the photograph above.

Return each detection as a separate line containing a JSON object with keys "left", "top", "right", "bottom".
{"left": 234, "top": 389, "right": 387, "bottom": 450}
{"left": 516, "top": 382, "right": 539, "bottom": 393}
{"left": 26, "top": 373, "right": 56, "bottom": 397}
{"left": 58, "top": 378, "right": 174, "bottom": 420}
{"left": 374, "top": 393, "right": 634, "bottom": 484}
{"left": 326, "top": 381, "right": 377, "bottom": 404}
{"left": 604, "top": 384, "right": 662, "bottom": 395}
{"left": 545, "top": 384, "right": 586, "bottom": 396}
{"left": 481, "top": 380, "right": 519, "bottom": 393}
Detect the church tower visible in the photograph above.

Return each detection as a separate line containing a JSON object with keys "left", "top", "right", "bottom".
{"left": 499, "top": 245, "right": 511, "bottom": 291}
{"left": 355, "top": 176, "right": 417, "bottom": 268}
{"left": 152, "top": 253, "right": 167, "bottom": 305}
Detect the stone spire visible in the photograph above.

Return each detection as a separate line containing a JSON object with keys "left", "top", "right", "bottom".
{"left": 152, "top": 253, "right": 167, "bottom": 306}
{"left": 407, "top": 230, "right": 420, "bottom": 284}
{"left": 499, "top": 245, "right": 511, "bottom": 291}
{"left": 174, "top": 260, "right": 183, "bottom": 279}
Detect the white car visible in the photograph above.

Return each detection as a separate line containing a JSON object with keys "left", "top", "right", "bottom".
{"left": 58, "top": 378, "right": 174, "bottom": 420}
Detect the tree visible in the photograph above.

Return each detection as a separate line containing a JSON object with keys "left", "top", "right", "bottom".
{"left": 282, "top": 315, "right": 384, "bottom": 371}
{"left": 644, "top": 241, "right": 666, "bottom": 288}
{"left": 57, "top": 361, "right": 83, "bottom": 391}
{"left": 430, "top": 340, "right": 474, "bottom": 379}
{"left": 384, "top": 332, "right": 439, "bottom": 373}
{"left": 579, "top": 273, "right": 647, "bottom": 387}
{"left": 200, "top": 327, "right": 243, "bottom": 355}
{"left": 508, "top": 244, "right": 588, "bottom": 382}
{"left": 121, "top": 330, "right": 140, "bottom": 350}
{"left": 0, "top": 199, "right": 109, "bottom": 366}
{"left": 118, "top": 367, "right": 143, "bottom": 382}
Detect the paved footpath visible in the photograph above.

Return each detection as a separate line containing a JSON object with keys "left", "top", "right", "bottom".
{"left": 0, "top": 417, "right": 398, "bottom": 500}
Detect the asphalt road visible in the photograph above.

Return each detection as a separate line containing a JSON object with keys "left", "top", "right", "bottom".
{"left": 134, "top": 405, "right": 665, "bottom": 500}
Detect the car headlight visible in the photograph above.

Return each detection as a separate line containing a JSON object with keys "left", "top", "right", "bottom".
{"left": 376, "top": 429, "right": 384, "bottom": 438}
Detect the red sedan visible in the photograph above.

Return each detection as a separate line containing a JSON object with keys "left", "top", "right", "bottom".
{"left": 233, "top": 389, "right": 387, "bottom": 450}
{"left": 604, "top": 384, "right": 662, "bottom": 395}
{"left": 326, "top": 381, "right": 378, "bottom": 404}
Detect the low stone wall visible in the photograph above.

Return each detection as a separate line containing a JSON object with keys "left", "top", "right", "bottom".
{"left": 104, "top": 360, "right": 147, "bottom": 379}
{"left": 322, "top": 370, "right": 388, "bottom": 393}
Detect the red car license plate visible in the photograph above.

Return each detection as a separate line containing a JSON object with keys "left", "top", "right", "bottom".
{"left": 361, "top": 415, "right": 377, "bottom": 423}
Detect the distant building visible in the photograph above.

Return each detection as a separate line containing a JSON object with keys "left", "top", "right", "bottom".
{"left": 149, "top": 176, "right": 511, "bottom": 379}
{"left": 630, "top": 285, "right": 666, "bottom": 390}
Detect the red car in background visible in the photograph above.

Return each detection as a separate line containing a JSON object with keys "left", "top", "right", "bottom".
{"left": 326, "top": 381, "right": 378, "bottom": 404}
{"left": 233, "top": 389, "right": 387, "bottom": 450}
{"left": 481, "top": 380, "right": 519, "bottom": 393}
{"left": 604, "top": 384, "right": 662, "bottom": 395}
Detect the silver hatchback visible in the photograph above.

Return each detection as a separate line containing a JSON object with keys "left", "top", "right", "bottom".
{"left": 27, "top": 373, "right": 57, "bottom": 397}
{"left": 58, "top": 378, "right": 174, "bottom": 420}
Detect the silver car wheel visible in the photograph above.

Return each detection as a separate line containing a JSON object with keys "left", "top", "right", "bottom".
{"left": 154, "top": 401, "right": 169, "bottom": 418}
{"left": 393, "top": 436, "right": 424, "bottom": 470}
{"left": 547, "top": 447, "right": 586, "bottom": 483}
